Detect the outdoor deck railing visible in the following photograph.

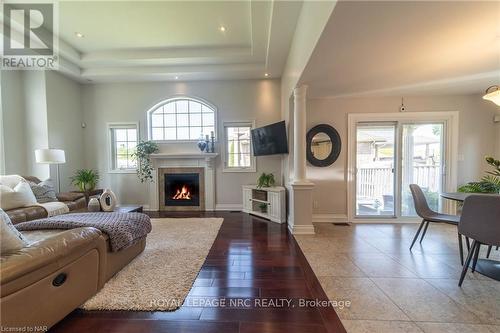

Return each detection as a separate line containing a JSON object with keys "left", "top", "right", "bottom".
{"left": 357, "top": 165, "right": 440, "bottom": 199}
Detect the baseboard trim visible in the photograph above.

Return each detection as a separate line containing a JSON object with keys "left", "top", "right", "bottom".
{"left": 312, "top": 214, "right": 348, "bottom": 223}
{"left": 288, "top": 224, "right": 315, "bottom": 235}
{"left": 215, "top": 204, "right": 243, "bottom": 211}
{"left": 141, "top": 204, "right": 152, "bottom": 211}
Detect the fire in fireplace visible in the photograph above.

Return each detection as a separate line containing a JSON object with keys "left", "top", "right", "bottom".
{"left": 172, "top": 185, "right": 192, "bottom": 200}
{"left": 164, "top": 173, "right": 200, "bottom": 207}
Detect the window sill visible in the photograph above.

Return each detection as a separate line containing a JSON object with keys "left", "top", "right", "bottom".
{"left": 222, "top": 167, "right": 257, "bottom": 173}
{"left": 108, "top": 169, "right": 137, "bottom": 174}
{"left": 150, "top": 139, "right": 218, "bottom": 144}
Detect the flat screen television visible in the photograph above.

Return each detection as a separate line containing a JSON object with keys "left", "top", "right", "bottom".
{"left": 251, "top": 121, "right": 288, "bottom": 156}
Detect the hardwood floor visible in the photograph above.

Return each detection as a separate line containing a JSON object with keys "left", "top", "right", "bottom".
{"left": 50, "top": 212, "right": 346, "bottom": 333}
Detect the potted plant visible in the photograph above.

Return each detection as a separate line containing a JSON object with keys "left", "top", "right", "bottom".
{"left": 132, "top": 140, "right": 160, "bottom": 183}
{"left": 70, "top": 169, "right": 99, "bottom": 192}
{"left": 258, "top": 203, "right": 268, "bottom": 214}
{"left": 257, "top": 172, "right": 276, "bottom": 188}
{"left": 458, "top": 156, "right": 500, "bottom": 193}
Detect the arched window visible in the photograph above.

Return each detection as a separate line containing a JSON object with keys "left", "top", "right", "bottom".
{"left": 148, "top": 97, "right": 216, "bottom": 141}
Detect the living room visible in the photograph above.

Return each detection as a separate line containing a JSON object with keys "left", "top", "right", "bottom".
{"left": 1, "top": 1, "right": 499, "bottom": 333}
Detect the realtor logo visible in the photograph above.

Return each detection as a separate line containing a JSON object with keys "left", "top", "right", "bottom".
{"left": 1, "top": 1, "right": 59, "bottom": 69}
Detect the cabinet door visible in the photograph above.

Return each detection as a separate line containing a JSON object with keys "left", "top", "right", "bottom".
{"left": 243, "top": 188, "right": 252, "bottom": 211}
{"left": 268, "top": 192, "right": 280, "bottom": 220}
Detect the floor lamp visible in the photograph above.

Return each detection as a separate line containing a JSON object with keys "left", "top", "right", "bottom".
{"left": 35, "top": 149, "right": 66, "bottom": 193}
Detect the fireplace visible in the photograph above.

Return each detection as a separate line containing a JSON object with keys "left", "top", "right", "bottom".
{"left": 165, "top": 173, "right": 200, "bottom": 207}
{"left": 158, "top": 167, "right": 205, "bottom": 211}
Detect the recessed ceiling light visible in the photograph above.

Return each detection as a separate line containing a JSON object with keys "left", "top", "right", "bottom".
{"left": 264, "top": 73, "right": 269, "bottom": 77}
{"left": 174, "top": 76, "right": 179, "bottom": 80}
{"left": 75, "top": 32, "right": 84, "bottom": 38}
{"left": 219, "top": 26, "right": 226, "bottom": 32}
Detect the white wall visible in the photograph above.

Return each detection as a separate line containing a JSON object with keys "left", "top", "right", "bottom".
{"left": 45, "top": 71, "right": 85, "bottom": 191}
{"left": 1, "top": 71, "right": 28, "bottom": 175}
{"left": 307, "top": 94, "right": 499, "bottom": 217}
{"left": 81, "top": 79, "right": 282, "bottom": 207}
{"left": 22, "top": 71, "right": 49, "bottom": 179}
{"left": 0, "top": 71, "right": 84, "bottom": 190}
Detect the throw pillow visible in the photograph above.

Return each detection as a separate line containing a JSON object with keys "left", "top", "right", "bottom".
{"left": 0, "top": 209, "right": 28, "bottom": 253}
{"left": 0, "top": 181, "right": 38, "bottom": 210}
{"left": 29, "top": 179, "right": 57, "bottom": 203}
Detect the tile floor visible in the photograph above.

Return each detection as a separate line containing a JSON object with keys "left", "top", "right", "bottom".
{"left": 295, "top": 223, "right": 500, "bottom": 333}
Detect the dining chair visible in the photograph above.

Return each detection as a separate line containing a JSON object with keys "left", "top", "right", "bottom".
{"left": 409, "top": 184, "right": 464, "bottom": 263}
{"left": 458, "top": 195, "right": 500, "bottom": 286}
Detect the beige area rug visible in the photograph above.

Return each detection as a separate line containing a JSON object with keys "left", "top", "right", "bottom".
{"left": 80, "top": 217, "right": 223, "bottom": 311}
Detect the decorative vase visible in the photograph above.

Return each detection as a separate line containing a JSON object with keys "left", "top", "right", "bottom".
{"left": 88, "top": 197, "right": 101, "bottom": 212}
{"left": 100, "top": 188, "right": 117, "bottom": 212}
{"left": 197, "top": 136, "right": 207, "bottom": 152}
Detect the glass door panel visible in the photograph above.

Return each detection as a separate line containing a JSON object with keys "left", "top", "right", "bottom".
{"left": 401, "top": 123, "right": 444, "bottom": 217}
{"left": 356, "top": 124, "right": 396, "bottom": 217}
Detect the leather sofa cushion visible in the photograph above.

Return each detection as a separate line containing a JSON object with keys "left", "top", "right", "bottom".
{"left": 64, "top": 196, "right": 86, "bottom": 211}
{"left": 7, "top": 206, "right": 47, "bottom": 224}
{"left": 1, "top": 249, "right": 100, "bottom": 329}
{"left": 0, "top": 227, "right": 102, "bottom": 287}
{"left": 7, "top": 197, "right": 86, "bottom": 225}
{"left": 57, "top": 192, "right": 85, "bottom": 202}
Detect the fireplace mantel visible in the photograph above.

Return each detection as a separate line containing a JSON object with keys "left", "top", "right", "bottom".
{"left": 150, "top": 153, "right": 218, "bottom": 160}
{"left": 148, "top": 152, "right": 218, "bottom": 211}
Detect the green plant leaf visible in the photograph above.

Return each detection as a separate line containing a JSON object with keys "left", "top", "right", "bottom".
{"left": 131, "top": 140, "right": 159, "bottom": 183}
{"left": 70, "top": 169, "right": 99, "bottom": 192}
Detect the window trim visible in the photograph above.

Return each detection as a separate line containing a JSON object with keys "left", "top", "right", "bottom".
{"left": 222, "top": 120, "right": 256, "bottom": 173}
{"left": 107, "top": 122, "right": 139, "bottom": 174}
{"left": 146, "top": 96, "right": 218, "bottom": 143}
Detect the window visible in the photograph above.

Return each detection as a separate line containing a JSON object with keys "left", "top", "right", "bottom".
{"left": 148, "top": 98, "right": 216, "bottom": 141}
{"left": 223, "top": 122, "right": 256, "bottom": 172}
{"left": 108, "top": 123, "right": 138, "bottom": 172}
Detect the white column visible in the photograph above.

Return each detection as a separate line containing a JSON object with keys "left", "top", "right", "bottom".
{"left": 293, "top": 85, "right": 308, "bottom": 183}
{"left": 287, "top": 85, "right": 315, "bottom": 235}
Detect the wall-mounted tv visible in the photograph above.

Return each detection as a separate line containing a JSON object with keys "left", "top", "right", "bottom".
{"left": 251, "top": 120, "right": 288, "bottom": 156}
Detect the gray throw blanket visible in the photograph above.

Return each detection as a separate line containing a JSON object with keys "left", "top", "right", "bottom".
{"left": 15, "top": 212, "right": 152, "bottom": 252}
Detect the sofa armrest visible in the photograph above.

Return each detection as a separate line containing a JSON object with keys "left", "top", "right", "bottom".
{"left": 56, "top": 192, "right": 85, "bottom": 202}
{"left": 0, "top": 227, "right": 102, "bottom": 285}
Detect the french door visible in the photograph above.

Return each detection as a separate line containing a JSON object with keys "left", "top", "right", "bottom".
{"left": 355, "top": 121, "right": 445, "bottom": 219}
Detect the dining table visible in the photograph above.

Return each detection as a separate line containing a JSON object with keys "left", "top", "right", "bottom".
{"left": 441, "top": 192, "right": 500, "bottom": 281}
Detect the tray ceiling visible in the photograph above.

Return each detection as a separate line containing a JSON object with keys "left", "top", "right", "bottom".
{"left": 5, "top": 0, "right": 303, "bottom": 82}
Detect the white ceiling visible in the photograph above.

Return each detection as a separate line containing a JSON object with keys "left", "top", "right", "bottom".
{"left": 52, "top": 0, "right": 302, "bottom": 82}
{"left": 300, "top": 1, "right": 500, "bottom": 98}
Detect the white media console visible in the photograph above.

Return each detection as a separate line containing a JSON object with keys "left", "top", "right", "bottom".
{"left": 242, "top": 185, "right": 286, "bottom": 223}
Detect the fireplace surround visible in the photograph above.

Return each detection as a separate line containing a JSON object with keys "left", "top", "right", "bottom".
{"left": 158, "top": 167, "right": 205, "bottom": 211}
{"left": 148, "top": 152, "right": 217, "bottom": 211}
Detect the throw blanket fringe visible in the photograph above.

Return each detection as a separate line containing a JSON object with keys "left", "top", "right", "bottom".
{"left": 35, "top": 202, "right": 69, "bottom": 217}
{"left": 15, "top": 212, "right": 152, "bottom": 252}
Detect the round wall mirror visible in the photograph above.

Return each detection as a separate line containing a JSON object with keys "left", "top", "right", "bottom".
{"left": 306, "top": 124, "right": 341, "bottom": 167}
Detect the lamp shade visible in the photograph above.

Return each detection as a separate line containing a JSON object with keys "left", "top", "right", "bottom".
{"left": 483, "top": 86, "right": 500, "bottom": 106}
{"left": 35, "top": 149, "right": 66, "bottom": 164}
